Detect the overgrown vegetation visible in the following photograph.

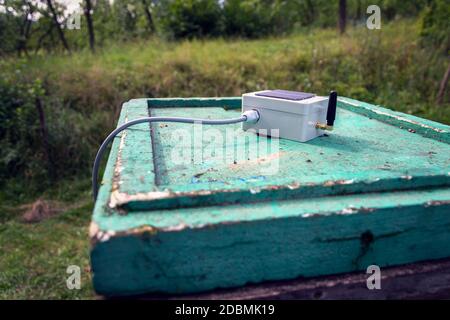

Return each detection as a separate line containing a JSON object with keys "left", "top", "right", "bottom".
{"left": 1, "top": 19, "right": 448, "bottom": 193}
{"left": 0, "top": 201, "right": 94, "bottom": 299}
{"left": 0, "top": 172, "right": 94, "bottom": 298}
{"left": 0, "top": 0, "right": 434, "bottom": 53}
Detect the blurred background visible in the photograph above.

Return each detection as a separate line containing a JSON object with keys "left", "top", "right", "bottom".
{"left": 0, "top": 0, "right": 449, "bottom": 299}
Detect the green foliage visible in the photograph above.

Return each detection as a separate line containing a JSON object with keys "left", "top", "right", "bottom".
{"left": 0, "top": 0, "right": 441, "bottom": 51}
{"left": 0, "top": 9, "right": 18, "bottom": 55}
{"left": 0, "top": 71, "right": 44, "bottom": 180}
{"left": 159, "top": 0, "right": 222, "bottom": 39}
{"left": 420, "top": 0, "right": 450, "bottom": 53}
{"left": 0, "top": 19, "right": 448, "bottom": 194}
{"left": 379, "top": 0, "right": 428, "bottom": 19}
{"left": 223, "top": 0, "right": 278, "bottom": 38}
{"left": 0, "top": 200, "right": 94, "bottom": 299}
{"left": 109, "top": 0, "right": 152, "bottom": 39}
{"left": 0, "top": 59, "right": 111, "bottom": 187}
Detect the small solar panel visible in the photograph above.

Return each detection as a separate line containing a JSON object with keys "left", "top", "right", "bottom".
{"left": 255, "top": 90, "right": 315, "bottom": 101}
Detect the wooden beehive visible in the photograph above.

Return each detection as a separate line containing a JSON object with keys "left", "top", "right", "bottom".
{"left": 90, "top": 97, "right": 450, "bottom": 297}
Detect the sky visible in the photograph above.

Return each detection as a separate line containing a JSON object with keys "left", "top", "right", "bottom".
{"left": 0, "top": 0, "right": 100, "bottom": 16}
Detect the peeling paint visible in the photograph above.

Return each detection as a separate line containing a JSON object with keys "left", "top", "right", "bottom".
{"left": 91, "top": 97, "right": 450, "bottom": 297}
{"left": 424, "top": 200, "right": 450, "bottom": 207}
{"left": 111, "top": 115, "right": 129, "bottom": 194}
{"left": 341, "top": 206, "right": 359, "bottom": 214}
{"left": 89, "top": 222, "right": 99, "bottom": 239}
{"left": 338, "top": 98, "right": 360, "bottom": 107}
{"left": 106, "top": 174, "right": 450, "bottom": 212}
{"left": 109, "top": 189, "right": 174, "bottom": 208}
{"left": 89, "top": 221, "right": 118, "bottom": 243}
{"left": 98, "top": 99, "right": 450, "bottom": 214}
{"left": 323, "top": 179, "right": 355, "bottom": 187}
{"left": 338, "top": 97, "right": 448, "bottom": 134}
{"left": 103, "top": 97, "right": 450, "bottom": 212}
{"left": 370, "top": 109, "right": 447, "bottom": 133}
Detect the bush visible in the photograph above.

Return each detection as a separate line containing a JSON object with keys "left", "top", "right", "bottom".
{"left": 0, "top": 72, "right": 44, "bottom": 181}
{"left": 0, "top": 61, "right": 111, "bottom": 188}
{"left": 159, "top": 0, "right": 223, "bottom": 39}
{"left": 223, "top": 0, "right": 279, "bottom": 38}
{"left": 420, "top": 0, "right": 450, "bottom": 53}
{"left": 0, "top": 20, "right": 448, "bottom": 194}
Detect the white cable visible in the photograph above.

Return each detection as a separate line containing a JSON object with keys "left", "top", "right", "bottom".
{"left": 92, "top": 110, "right": 260, "bottom": 200}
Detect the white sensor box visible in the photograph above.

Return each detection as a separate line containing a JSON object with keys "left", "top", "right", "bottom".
{"left": 242, "top": 90, "right": 329, "bottom": 142}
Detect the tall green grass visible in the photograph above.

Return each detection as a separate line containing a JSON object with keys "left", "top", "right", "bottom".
{"left": 0, "top": 19, "right": 449, "bottom": 197}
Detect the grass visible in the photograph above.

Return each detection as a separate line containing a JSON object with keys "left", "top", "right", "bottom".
{"left": 0, "top": 198, "right": 95, "bottom": 299}
{"left": 0, "top": 18, "right": 449, "bottom": 299}
{"left": 2, "top": 19, "right": 448, "bottom": 186}
{"left": 0, "top": 175, "right": 96, "bottom": 299}
{"left": 5, "top": 19, "right": 449, "bottom": 122}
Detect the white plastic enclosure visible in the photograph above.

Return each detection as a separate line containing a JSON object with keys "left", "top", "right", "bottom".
{"left": 242, "top": 90, "right": 329, "bottom": 142}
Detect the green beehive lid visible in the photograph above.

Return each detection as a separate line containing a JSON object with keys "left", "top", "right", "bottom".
{"left": 90, "top": 96, "right": 450, "bottom": 297}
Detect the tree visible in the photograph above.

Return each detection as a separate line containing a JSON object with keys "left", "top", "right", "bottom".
{"left": 420, "top": 0, "right": 450, "bottom": 53}
{"left": 338, "top": 0, "right": 346, "bottom": 34}
{"left": 420, "top": 0, "right": 450, "bottom": 104}
{"left": 16, "top": 0, "right": 35, "bottom": 56}
{"left": 436, "top": 63, "right": 449, "bottom": 105}
{"left": 223, "top": 0, "right": 280, "bottom": 38}
{"left": 45, "top": 0, "right": 70, "bottom": 52}
{"left": 141, "top": 0, "right": 155, "bottom": 33}
{"left": 112, "top": 0, "right": 139, "bottom": 39}
{"left": 0, "top": 0, "right": 37, "bottom": 56}
{"left": 35, "top": 95, "right": 53, "bottom": 179}
{"left": 160, "top": 0, "right": 222, "bottom": 39}
{"left": 89, "top": 0, "right": 115, "bottom": 46}
{"left": 305, "top": 0, "right": 316, "bottom": 25}
{"left": 84, "top": 0, "right": 95, "bottom": 52}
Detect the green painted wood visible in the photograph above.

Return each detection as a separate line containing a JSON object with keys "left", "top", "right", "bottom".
{"left": 101, "top": 97, "right": 450, "bottom": 212}
{"left": 91, "top": 97, "right": 450, "bottom": 297}
{"left": 146, "top": 97, "right": 242, "bottom": 109}
{"left": 338, "top": 97, "right": 450, "bottom": 143}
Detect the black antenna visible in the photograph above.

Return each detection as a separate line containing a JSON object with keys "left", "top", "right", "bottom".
{"left": 326, "top": 91, "right": 337, "bottom": 127}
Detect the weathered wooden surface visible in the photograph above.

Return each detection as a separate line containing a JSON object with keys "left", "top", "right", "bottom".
{"left": 104, "top": 98, "right": 450, "bottom": 211}
{"left": 134, "top": 258, "right": 450, "bottom": 300}
{"left": 91, "top": 97, "right": 450, "bottom": 297}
